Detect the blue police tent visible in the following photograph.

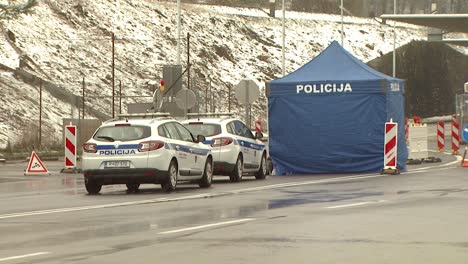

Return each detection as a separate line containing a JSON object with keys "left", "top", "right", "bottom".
{"left": 268, "top": 41, "right": 407, "bottom": 175}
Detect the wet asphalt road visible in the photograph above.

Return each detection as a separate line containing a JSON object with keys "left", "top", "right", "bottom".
{"left": 0, "top": 151, "right": 467, "bottom": 263}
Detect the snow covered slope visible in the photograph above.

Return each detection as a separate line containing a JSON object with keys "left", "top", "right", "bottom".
{"left": 0, "top": 0, "right": 426, "bottom": 148}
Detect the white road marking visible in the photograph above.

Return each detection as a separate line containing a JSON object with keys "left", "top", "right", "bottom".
{"left": 0, "top": 165, "right": 457, "bottom": 220}
{"left": 158, "top": 218, "right": 255, "bottom": 234}
{"left": 326, "top": 200, "right": 387, "bottom": 209}
{"left": 0, "top": 252, "right": 50, "bottom": 262}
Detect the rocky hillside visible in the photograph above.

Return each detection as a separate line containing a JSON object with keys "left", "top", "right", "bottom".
{"left": 0, "top": 0, "right": 427, "bottom": 148}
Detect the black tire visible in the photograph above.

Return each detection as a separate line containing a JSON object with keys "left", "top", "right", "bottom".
{"left": 126, "top": 183, "right": 140, "bottom": 193}
{"left": 199, "top": 157, "right": 213, "bottom": 188}
{"left": 266, "top": 157, "right": 273, "bottom": 175}
{"left": 161, "top": 160, "right": 178, "bottom": 192}
{"left": 85, "top": 178, "right": 102, "bottom": 195}
{"left": 255, "top": 153, "right": 267, "bottom": 180}
{"left": 229, "top": 154, "right": 243, "bottom": 182}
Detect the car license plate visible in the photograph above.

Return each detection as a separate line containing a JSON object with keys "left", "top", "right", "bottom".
{"left": 105, "top": 161, "right": 130, "bottom": 168}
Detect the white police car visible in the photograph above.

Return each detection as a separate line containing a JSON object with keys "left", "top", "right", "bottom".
{"left": 182, "top": 113, "right": 267, "bottom": 182}
{"left": 82, "top": 113, "right": 213, "bottom": 194}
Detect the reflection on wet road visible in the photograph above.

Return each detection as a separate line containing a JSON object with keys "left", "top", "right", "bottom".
{"left": 0, "top": 157, "right": 467, "bottom": 263}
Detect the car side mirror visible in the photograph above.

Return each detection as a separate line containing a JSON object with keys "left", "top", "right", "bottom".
{"left": 255, "top": 132, "right": 263, "bottom": 140}
{"left": 196, "top": 135, "right": 206, "bottom": 143}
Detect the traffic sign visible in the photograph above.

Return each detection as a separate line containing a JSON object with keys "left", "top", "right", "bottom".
{"left": 25, "top": 151, "right": 49, "bottom": 175}
{"left": 175, "top": 88, "right": 197, "bottom": 110}
{"left": 234, "top": 79, "right": 260, "bottom": 105}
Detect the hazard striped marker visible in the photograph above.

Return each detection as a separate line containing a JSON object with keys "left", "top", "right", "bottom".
{"left": 61, "top": 125, "right": 80, "bottom": 173}
{"left": 25, "top": 151, "right": 49, "bottom": 175}
{"left": 437, "top": 121, "right": 445, "bottom": 151}
{"left": 452, "top": 115, "right": 460, "bottom": 155}
{"left": 381, "top": 119, "right": 399, "bottom": 175}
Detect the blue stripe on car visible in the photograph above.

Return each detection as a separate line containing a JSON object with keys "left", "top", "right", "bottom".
{"left": 96, "top": 144, "right": 140, "bottom": 150}
{"left": 237, "top": 140, "right": 265, "bottom": 151}
{"left": 169, "top": 143, "right": 210, "bottom": 156}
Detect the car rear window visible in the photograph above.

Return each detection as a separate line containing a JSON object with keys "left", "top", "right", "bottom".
{"left": 93, "top": 125, "right": 151, "bottom": 142}
{"left": 184, "top": 123, "right": 221, "bottom": 137}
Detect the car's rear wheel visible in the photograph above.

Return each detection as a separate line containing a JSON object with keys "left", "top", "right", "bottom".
{"left": 161, "top": 160, "right": 178, "bottom": 192}
{"left": 199, "top": 157, "right": 213, "bottom": 188}
{"left": 85, "top": 178, "right": 102, "bottom": 195}
{"left": 126, "top": 183, "right": 140, "bottom": 193}
{"left": 255, "top": 153, "right": 267, "bottom": 180}
{"left": 229, "top": 154, "right": 243, "bottom": 182}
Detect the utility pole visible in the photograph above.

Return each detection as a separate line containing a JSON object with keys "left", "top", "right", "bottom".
{"left": 119, "top": 80, "right": 122, "bottom": 114}
{"left": 209, "top": 79, "right": 212, "bottom": 112}
{"left": 112, "top": 32, "right": 115, "bottom": 118}
{"left": 228, "top": 84, "right": 231, "bottom": 112}
{"left": 205, "top": 82, "right": 208, "bottom": 112}
{"left": 177, "top": 0, "right": 181, "bottom": 65}
{"left": 187, "top": 32, "right": 191, "bottom": 90}
{"left": 392, "top": 0, "right": 396, "bottom": 77}
{"left": 82, "top": 77, "right": 85, "bottom": 120}
{"left": 282, "top": 0, "right": 285, "bottom": 76}
{"left": 341, "top": 0, "right": 344, "bottom": 46}
{"left": 39, "top": 80, "right": 42, "bottom": 149}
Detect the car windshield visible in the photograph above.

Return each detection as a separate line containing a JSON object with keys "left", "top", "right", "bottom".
{"left": 93, "top": 125, "right": 151, "bottom": 142}
{"left": 184, "top": 123, "right": 221, "bottom": 137}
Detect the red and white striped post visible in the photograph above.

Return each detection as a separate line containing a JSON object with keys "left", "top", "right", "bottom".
{"left": 61, "top": 125, "right": 79, "bottom": 173}
{"left": 382, "top": 119, "right": 399, "bottom": 174}
{"left": 452, "top": 114, "right": 460, "bottom": 155}
{"left": 437, "top": 121, "right": 445, "bottom": 151}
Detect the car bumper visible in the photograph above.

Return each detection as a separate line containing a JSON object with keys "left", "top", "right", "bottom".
{"left": 83, "top": 168, "right": 169, "bottom": 185}
{"left": 213, "top": 161, "right": 236, "bottom": 175}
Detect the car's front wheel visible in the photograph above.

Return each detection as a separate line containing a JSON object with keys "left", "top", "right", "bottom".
{"left": 85, "top": 178, "right": 102, "bottom": 195}
{"left": 199, "top": 157, "right": 213, "bottom": 188}
{"left": 161, "top": 160, "right": 178, "bottom": 192}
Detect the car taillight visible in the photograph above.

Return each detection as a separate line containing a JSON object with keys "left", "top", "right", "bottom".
{"left": 83, "top": 143, "right": 97, "bottom": 153}
{"left": 211, "top": 137, "right": 233, "bottom": 147}
{"left": 139, "top": 141, "right": 164, "bottom": 152}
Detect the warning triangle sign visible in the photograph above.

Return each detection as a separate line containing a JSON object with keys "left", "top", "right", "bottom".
{"left": 25, "top": 151, "right": 49, "bottom": 175}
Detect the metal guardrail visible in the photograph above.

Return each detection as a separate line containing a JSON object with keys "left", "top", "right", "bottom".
{"left": 421, "top": 115, "right": 458, "bottom": 124}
